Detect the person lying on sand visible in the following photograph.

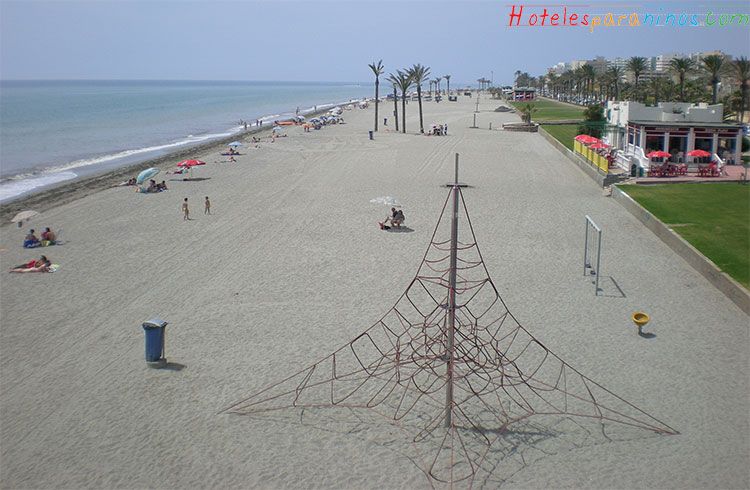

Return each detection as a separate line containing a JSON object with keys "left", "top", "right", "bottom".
{"left": 113, "top": 177, "right": 137, "bottom": 187}
{"left": 10, "top": 255, "right": 51, "bottom": 273}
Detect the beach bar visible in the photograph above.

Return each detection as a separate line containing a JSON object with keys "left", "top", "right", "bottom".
{"left": 513, "top": 87, "right": 536, "bottom": 101}
{"left": 604, "top": 101, "right": 743, "bottom": 173}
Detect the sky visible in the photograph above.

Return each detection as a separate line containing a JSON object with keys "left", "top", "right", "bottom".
{"left": 1, "top": 0, "right": 749, "bottom": 85}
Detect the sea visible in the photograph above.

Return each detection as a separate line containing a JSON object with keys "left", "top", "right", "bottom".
{"left": 0, "top": 80, "right": 372, "bottom": 203}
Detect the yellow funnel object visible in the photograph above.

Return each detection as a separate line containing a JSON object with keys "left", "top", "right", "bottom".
{"left": 632, "top": 312, "right": 650, "bottom": 328}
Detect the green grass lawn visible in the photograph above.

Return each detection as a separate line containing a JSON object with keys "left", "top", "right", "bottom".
{"left": 509, "top": 98, "right": 584, "bottom": 121}
{"left": 618, "top": 183, "right": 750, "bottom": 288}
{"left": 540, "top": 124, "right": 579, "bottom": 151}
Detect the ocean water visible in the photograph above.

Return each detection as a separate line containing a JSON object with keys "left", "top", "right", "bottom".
{"left": 0, "top": 80, "right": 372, "bottom": 202}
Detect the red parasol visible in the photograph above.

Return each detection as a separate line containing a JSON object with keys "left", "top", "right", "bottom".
{"left": 176, "top": 159, "right": 206, "bottom": 167}
{"left": 575, "top": 134, "right": 600, "bottom": 144}
{"left": 686, "top": 149, "right": 711, "bottom": 157}
{"left": 646, "top": 150, "right": 671, "bottom": 159}
{"left": 176, "top": 159, "right": 206, "bottom": 179}
{"left": 589, "top": 142, "right": 610, "bottom": 149}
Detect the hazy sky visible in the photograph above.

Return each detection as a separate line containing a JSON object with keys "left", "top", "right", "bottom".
{"left": 1, "top": 0, "right": 749, "bottom": 85}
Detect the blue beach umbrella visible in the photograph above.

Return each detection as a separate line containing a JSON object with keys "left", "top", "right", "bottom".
{"left": 136, "top": 167, "right": 160, "bottom": 184}
{"left": 228, "top": 141, "right": 242, "bottom": 147}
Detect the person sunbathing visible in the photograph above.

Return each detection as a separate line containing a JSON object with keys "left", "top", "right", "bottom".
{"left": 23, "top": 229, "right": 40, "bottom": 248}
{"left": 10, "top": 255, "right": 51, "bottom": 273}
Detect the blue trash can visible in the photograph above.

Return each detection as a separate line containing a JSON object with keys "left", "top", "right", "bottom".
{"left": 142, "top": 318, "right": 168, "bottom": 363}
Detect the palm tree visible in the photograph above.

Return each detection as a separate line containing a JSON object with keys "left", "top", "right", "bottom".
{"left": 607, "top": 66, "right": 624, "bottom": 100}
{"left": 444, "top": 74, "right": 451, "bottom": 95}
{"left": 669, "top": 57, "right": 695, "bottom": 102}
{"left": 435, "top": 77, "right": 442, "bottom": 95}
{"left": 702, "top": 54, "right": 726, "bottom": 104}
{"left": 733, "top": 56, "right": 750, "bottom": 123}
{"left": 386, "top": 73, "right": 400, "bottom": 132}
{"left": 627, "top": 57, "right": 648, "bottom": 101}
{"left": 393, "top": 70, "right": 413, "bottom": 133}
{"left": 408, "top": 64, "right": 431, "bottom": 134}
{"left": 368, "top": 59, "right": 384, "bottom": 131}
{"left": 581, "top": 65, "right": 596, "bottom": 101}
{"left": 650, "top": 77, "right": 662, "bottom": 105}
{"left": 519, "top": 103, "right": 537, "bottom": 124}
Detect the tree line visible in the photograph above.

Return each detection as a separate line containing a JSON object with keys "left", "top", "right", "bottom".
{"left": 506, "top": 55, "right": 749, "bottom": 122}
{"left": 368, "top": 60, "right": 452, "bottom": 134}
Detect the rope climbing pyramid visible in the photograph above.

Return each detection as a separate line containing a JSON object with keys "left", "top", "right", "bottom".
{"left": 224, "top": 155, "right": 677, "bottom": 487}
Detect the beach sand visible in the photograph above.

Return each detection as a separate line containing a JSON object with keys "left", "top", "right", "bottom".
{"left": 1, "top": 95, "right": 748, "bottom": 488}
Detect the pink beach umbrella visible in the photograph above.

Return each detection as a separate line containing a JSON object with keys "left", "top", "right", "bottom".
{"left": 176, "top": 159, "right": 206, "bottom": 179}
{"left": 574, "top": 134, "right": 599, "bottom": 144}
{"left": 589, "top": 142, "right": 609, "bottom": 149}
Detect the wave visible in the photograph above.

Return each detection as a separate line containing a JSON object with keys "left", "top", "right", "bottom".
{"left": 45, "top": 128, "right": 243, "bottom": 174}
{"left": 0, "top": 92, "right": 368, "bottom": 204}
{"left": 0, "top": 171, "right": 78, "bottom": 203}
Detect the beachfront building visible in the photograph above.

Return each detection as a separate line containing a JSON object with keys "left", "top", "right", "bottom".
{"left": 604, "top": 101, "right": 744, "bottom": 171}
{"left": 513, "top": 87, "right": 535, "bottom": 101}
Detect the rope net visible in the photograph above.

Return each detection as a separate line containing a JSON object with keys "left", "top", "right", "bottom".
{"left": 224, "top": 187, "right": 677, "bottom": 487}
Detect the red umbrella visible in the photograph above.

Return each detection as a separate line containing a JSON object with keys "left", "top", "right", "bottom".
{"left": 646, "top": 150, "right": 671, "bottom": 159}
{"left": 589, "top": 142, "right": 609, "bottom": 149}
{"left": 686, "top": 149, "right": 711, "bottom": 157}
{"left": 176, "top": 159, "right": 206, "bottom": 178}
{"left": 176, "top": 159, "right": 206, "bottom": 167}
{"left": 575, "top": 134, "right": 599, "bottom": 143}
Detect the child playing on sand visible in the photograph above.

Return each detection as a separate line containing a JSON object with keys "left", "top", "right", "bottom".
{"left": 204, "top": 196, "right": 211, "bottom": 215}
{"left": 182, "top": 198, "right": 190, "bottom": 220}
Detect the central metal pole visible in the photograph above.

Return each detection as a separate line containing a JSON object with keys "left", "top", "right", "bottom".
{"left": 445, "top": 153, "right": 459, "bottom": 428}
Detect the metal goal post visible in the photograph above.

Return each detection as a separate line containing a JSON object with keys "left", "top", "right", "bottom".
{"left": 584, "top": 215, "right": 602, "bottom": 295}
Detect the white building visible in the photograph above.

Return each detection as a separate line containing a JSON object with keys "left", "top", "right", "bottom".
{"left": 605, "top": 101, "right": 743, "bottom": 170}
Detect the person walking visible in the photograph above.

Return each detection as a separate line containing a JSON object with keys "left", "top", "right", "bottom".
{"left": 204, "top": 196, "right": 211, "bottom": 215}
{"left": 182, "top": 198, "right": 190, "bottom": 221}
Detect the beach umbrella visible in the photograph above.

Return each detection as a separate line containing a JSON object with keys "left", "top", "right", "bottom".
{"left": 136, "top": 167, "right": 160, "bottom": 185}
{"left": 646, "top": 150, "right": 671, "bottom": 159}
{"left": 589, "top": 142, "right": 609, "bottom": 149}
{"left": 176, "top": 159, "right": 206, "bottom": 179}
{"left": 575, "top": 134, "right": 599, "bottom": 143}
{"left": 370, "top": 196, "right": 401, "bottom": 208}
{"left": 687, "top": 149, "right": 711, "bottom": 157}
{"left": 177, "top": 159, "right": 205, "bottom": 169}
{"left": 228, "top": 141, "right": 243, "bottom": 147}
{"left": 11, "top": 210, "right": 39, "bottom": 227}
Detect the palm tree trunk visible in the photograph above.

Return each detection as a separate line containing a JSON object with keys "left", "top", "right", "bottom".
{"left": 447, "top": 79, "right": 450, "bottom": 95}
{"left": 679, "top": 73, "right": 685, "bottom": 102}
{"left": 401, "top": 91, "right": 407, "bottom": 133}
{"left": 712, "top": 81, "right": 718, "bottom": 104}
{"left": 374, "top": 79, "right": 379, "bottom": 131}
{"left": 417, "top": 84, "right": 424, "bottom": 133}
{"left": 393, "top": 87, "right": 399, "bottom": 132}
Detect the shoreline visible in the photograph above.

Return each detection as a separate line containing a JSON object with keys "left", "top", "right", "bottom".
{"left": 0, "top": 104, "right": 359, "bottom": 224}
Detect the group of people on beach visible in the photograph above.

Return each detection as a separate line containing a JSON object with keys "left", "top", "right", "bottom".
{"left": 182, "top": 196, "right": 211, "bottom": 220}
{"left": 428, "top": 124, "right": 447, "bottom": 136}
{"left": 144, "top": 180, "right": 168, "bottom": 193}
{"left": 23, "top": 228, "right": 57, "bottom": 248}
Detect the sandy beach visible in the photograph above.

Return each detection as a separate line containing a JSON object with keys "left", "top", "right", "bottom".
{"left": 1, "top": 95, "right": 748, "bottom": 489}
